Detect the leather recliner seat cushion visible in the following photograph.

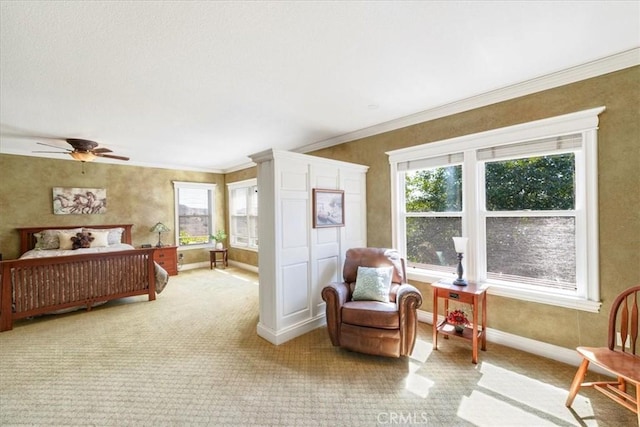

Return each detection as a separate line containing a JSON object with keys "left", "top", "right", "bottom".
{"left": 341, "top": 301, "right": 399, "bottom": 329}
{"left": 340, "top": 323, "right": 401, "bottom": 358}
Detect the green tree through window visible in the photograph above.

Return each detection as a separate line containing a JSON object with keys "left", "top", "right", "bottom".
{"left": 485, "top": 154, "right": 575, "bottom": 211}
{"left": 406, "top": 166, "right": 462, "bottom": 212}
{"left": 405, "top": 165, "right": 462, "bottom": 270}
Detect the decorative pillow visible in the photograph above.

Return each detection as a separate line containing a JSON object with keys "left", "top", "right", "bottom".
{"left": 90, "top": 230, "right": 109, "bottom": 248}
{"left": 352, "top": 266, "right": 394, "bottom": 303}
{"left": 35, "top": 228, "right": 82, "bottom": 249}
{"left": 70, "top": 232, "right": 94, "bottom": 250}
{"left": 58, "top": 231, "right": 78, "bottom": 250}
{"left": 83, "top": 227, "right": 124, "bottom": 245}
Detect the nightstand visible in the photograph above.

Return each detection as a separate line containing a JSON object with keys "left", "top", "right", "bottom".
{"left": 153, "top": 246, "right": 178, "bottom": 276}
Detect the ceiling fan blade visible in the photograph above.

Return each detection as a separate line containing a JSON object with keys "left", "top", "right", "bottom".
{"left": 37, "top": 142, "right": 71, "bottom": 151}
{"left": 92, "top": 147, "right": 113, "bottom": 154}
{"left": 3, "top": 133, "right": 66, "bottom": 141}
{"left": 97, "top": 153, "right": 130, "bottom": 161}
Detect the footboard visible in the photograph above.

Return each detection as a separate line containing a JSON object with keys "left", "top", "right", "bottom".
{"left": 0, "top": 249, "right": 156, "bottom": 331}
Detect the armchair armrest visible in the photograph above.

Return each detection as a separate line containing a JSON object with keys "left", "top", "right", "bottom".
{"left": 395, "top": 283, "right": 423, "bottom": 356}
{"left": 321, "top": 282, "right": 350, "bottom": 346}
{"left": 396, "top": 283, "right": 423, "bottom": 311}
{"left": 322, "top": 281, "right": 350, "bottom": 306}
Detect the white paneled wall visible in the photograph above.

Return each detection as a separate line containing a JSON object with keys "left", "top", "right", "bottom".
{"left": 250, "top": 150, "right": 368, "bottom": 344}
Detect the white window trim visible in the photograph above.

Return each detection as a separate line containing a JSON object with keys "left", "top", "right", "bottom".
{"left": 388, "top": 107, "right": 605, "bottom": 312}
{"left": 227, "top": 178, "right": 258, "bottom": 252}
{"left": 173, "top": 181, "right": 217, "bottom": 251}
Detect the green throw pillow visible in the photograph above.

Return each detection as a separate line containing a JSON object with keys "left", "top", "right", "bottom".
{"left": 352, "top": 266, "right": 394, "bottom": 303}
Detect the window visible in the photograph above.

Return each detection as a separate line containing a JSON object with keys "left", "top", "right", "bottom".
{"left": 404, "top": 160, "right": 462, "bottom": 273}
{"left": 227, "top": 179, "right": 258, "bottom": 250}
{"left": 482, "top": 146, "right": 577, "bottom": 291}
{"left": 388, "top": 107, "right": 604, "bottom": 312}
{"left": 173, "top": 181, "right": 216, "bottom": 247}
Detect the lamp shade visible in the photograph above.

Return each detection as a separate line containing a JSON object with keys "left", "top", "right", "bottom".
{"left": 150, "top": 222, "right": 170, "bottom": 233}
{"left": 452, "top": 237, "right": 468, "bottom": 253}
{"left": 70, "top": 151, "right": 96, "bottom": 162}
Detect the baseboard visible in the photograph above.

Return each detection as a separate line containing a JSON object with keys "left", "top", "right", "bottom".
{"left": 228, "top": 260, "right": 259, "bottom": 273}
{"left": 179, "top": 260, "right": 259, "bottom": 273}
{"left": 179, "top": 261, "right": 209, "bottom": 271}
{"left": 257, "top": 316, "right": 327, "bottom": 345}
{"left": 418, "top": 310, "right": 609, "bottom": 376}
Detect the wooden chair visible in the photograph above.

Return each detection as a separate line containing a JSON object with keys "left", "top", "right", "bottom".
{"left": 566, "top": 285, "right": 640, "bottom": 424}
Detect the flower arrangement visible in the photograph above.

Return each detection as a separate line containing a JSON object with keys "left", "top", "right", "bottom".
{"left": 446, "top": 309, "right": 470, "bottom": 327}
{"left": 210, "top": 230, "right": 227, "bottom": 249}
{"left": 210, "top": 230, "right": 227, "bottom": 243}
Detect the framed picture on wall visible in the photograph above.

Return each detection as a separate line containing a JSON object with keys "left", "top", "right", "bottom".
{"left": 313, "top": 189, "right": 344, "bottom": 228}
{"left": 52, "top": 187, "right": 107, "bottom": 215}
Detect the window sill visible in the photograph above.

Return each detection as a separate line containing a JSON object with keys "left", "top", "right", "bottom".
{"left": 177, "top": 244, "right": 214, "bottom": 251}
{"left": 487, "top": 284, "right": 601, "bottom": 313}
{"left": 406, "top": 269, "right": 602, "bottom": 313}
{"left": 406, "top": 268, "right": 453, "bottom": 285}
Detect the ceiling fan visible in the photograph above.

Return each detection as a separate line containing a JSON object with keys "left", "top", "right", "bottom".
{"left": 33, "top": 138, "right": 130, "bottom": 162}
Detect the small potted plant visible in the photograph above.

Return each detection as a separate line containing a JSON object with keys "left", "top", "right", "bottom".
{"left": 446, "top": 309, "right": 470, "bottom": 333}
{"left": 210, "top": 230, "right": 227, "bottom": 249}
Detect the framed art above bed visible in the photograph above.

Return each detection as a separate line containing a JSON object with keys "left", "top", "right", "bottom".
{"left": 52, "top": 187, "right": 107, "bottom": 215}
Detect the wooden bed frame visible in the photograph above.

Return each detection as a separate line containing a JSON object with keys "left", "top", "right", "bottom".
{"left": 0, "top": 224, "right": 156, "bottom": 331}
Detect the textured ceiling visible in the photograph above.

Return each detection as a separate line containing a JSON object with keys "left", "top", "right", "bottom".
{"left": 1, "top": 1, "right": 638, "bottom": 172}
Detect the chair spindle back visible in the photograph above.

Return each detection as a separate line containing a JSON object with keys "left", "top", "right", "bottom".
{"left": 608, "top": 285, "right": 640, "bottom": 355}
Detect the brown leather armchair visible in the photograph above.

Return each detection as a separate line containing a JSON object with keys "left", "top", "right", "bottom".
{"left": 321, "top": 248, "right": 423, "bottom": 358}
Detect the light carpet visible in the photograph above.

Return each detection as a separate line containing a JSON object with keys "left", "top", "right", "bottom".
{"left": 0, "top": 267, "right": 635, "bottom": 426}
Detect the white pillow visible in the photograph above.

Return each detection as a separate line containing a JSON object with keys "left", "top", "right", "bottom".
{"left": 83, "top": 227, "right": 124, "bottom": 245}
{"left": 57, "top": 231, "right": 76, "bottom": 250}
{"left": 352, "top": 266, "right": 394, "bottom": 303}
{"left": 90, "top": 230, "right": 109, "bottom": 248}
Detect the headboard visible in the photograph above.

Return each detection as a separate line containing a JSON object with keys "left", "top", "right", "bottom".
{"left": 16, "top": 224, "right": 134, "bottom": 255}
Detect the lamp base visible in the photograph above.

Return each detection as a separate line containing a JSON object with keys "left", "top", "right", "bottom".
{"left": 452, "top": 278, "right": 468, "bottom": 286}
{"left": 453, "top": 252, "right": 467, "bottom": 286}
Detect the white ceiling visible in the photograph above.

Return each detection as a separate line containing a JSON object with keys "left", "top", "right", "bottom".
{"left": 1, "top": 1, "right": 638, "bottom": 173}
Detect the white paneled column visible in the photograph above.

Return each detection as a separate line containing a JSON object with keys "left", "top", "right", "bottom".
{"left": 250, "top": 149, "right": 368, "bottom": 344}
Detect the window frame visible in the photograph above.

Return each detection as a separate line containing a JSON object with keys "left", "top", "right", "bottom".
{"left": 388, "top": 107, "right": 604, "bottom": 312}
{"left": 227, "top": 178, "right": 258, "bottom": 252}
{"left": 173, "top": 181, "right": 217, "bottom": 250}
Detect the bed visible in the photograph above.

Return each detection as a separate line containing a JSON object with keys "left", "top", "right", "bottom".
{"left": 0, "top": 224, "right": 169, "bottom": 331}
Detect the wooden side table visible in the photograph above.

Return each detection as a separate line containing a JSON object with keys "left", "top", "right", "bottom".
{"left": 209, "top": 248, "right": 228, "bottom": 269}
{"left": 432, "top": 280, "right": 488, "bottom": 364}
{"left": 152, "top": 246, "right": 178, "bottom": 276}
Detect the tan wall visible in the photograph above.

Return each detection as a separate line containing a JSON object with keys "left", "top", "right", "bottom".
{"left": 1, "top": 67, "right": 637, "bottom": 350}
{"left": 310, "top": 66, "right": 640, "bottom": 349}
{"left": 0, "top": 155, "right": 224, "bottom": 265}
{"left": 224, "top": 166, "right": 259, "bottom": 267}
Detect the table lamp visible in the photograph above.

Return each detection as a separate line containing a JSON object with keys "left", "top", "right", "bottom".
{"left": 452, "top": 237, "right": 468, "bottom": 286}
{"left": 150, "top": 222, "right": 170, "bottom": 247}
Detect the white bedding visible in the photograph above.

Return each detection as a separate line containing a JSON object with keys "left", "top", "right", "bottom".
{"left": 22, "top": 243, "right": 135, "bottom": 258}
{"left": 20, "top": 244, "right": 169, "bottom": 293}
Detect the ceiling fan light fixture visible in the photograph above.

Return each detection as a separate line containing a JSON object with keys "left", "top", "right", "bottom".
{"left": 70, "top": 151, "right": 96, "bottom": 162}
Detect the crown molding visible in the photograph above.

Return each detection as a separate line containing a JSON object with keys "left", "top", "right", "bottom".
{"left": 224, "top": 160, "right": 257, "bottom": 173}
{"left": 293, "top": 48, "right": 640, "bottom": 156}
